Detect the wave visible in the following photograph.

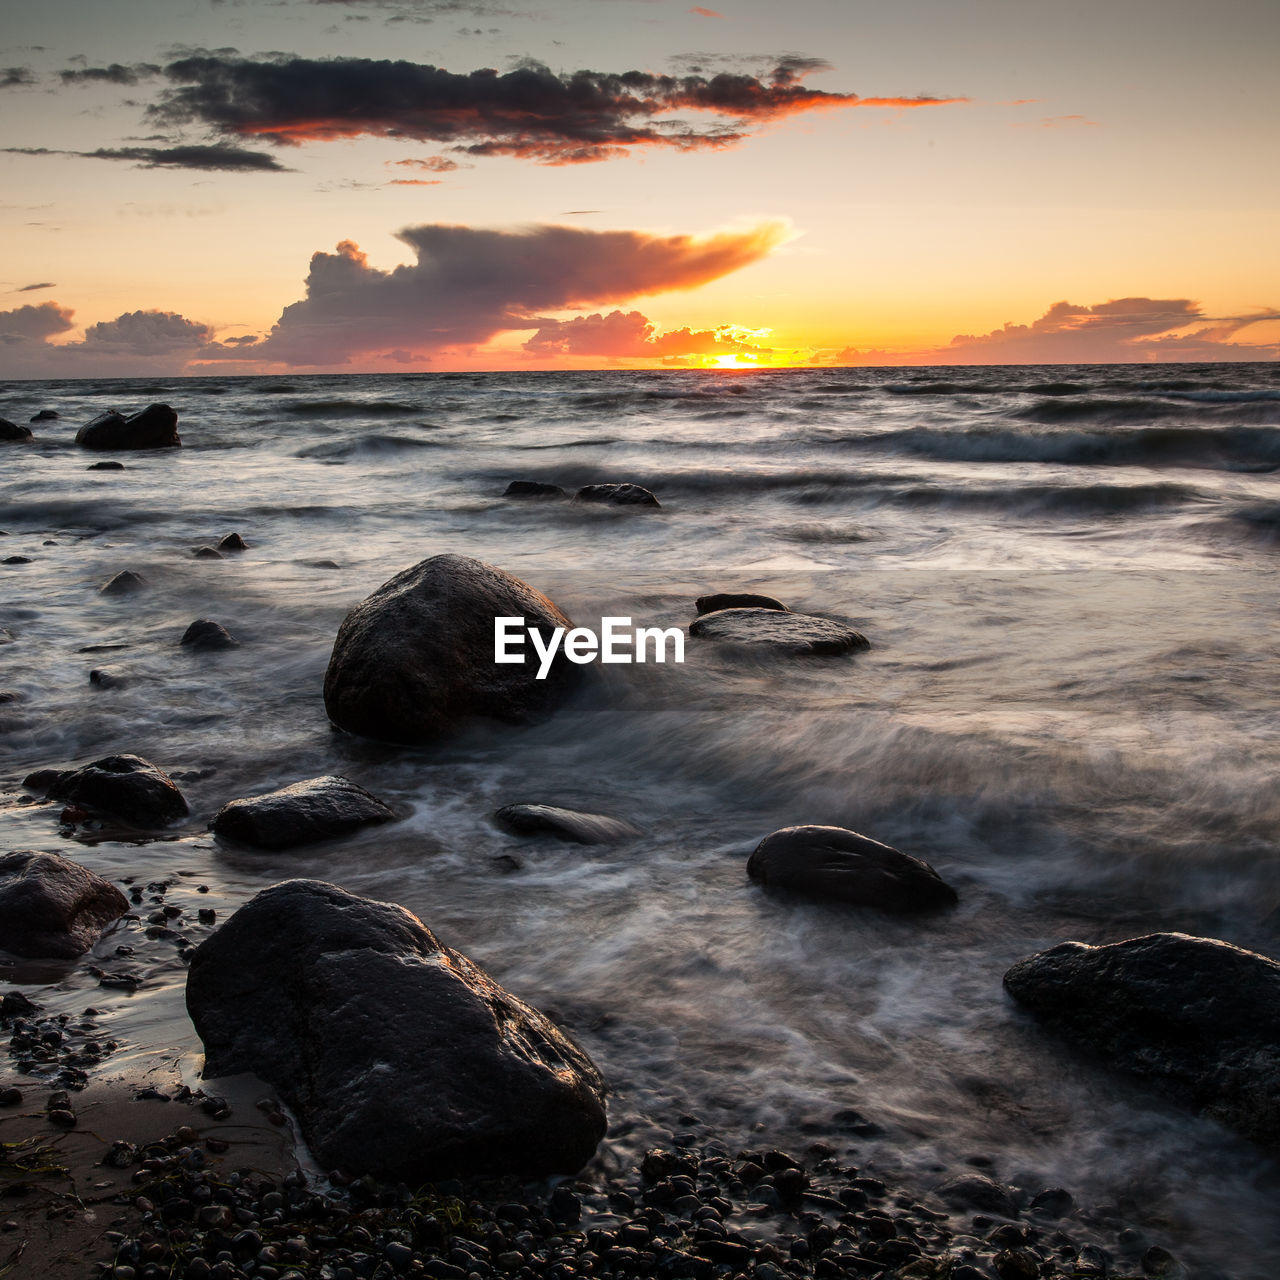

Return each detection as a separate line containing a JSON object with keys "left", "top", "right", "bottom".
{"left": 294, "top": 433, "right": 449, "bottom": 459}
{"left": 881, "top": 480, "right": 1204, "bottom": 517}
{"left": 280, "top": 399, "right": 423, "bottom": 418}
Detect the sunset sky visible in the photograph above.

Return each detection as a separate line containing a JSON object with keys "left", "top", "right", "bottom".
{"left": 2, "top": 0, "right": 1278, "bottom": 375}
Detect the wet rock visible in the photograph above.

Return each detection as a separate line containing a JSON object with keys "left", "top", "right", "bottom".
{"left": 695, "top": 592, "right": 789, "bottom": 615}
{"left": 193, "top": 546, "right": 223, "bottom": 560}
{"left": 494, "top": 803, "right": 638, "bottom": 846}
{"left": 181, "top": 619, "right": 238, "bottom": 651}
{"left": 323, "top": 553, "right": 581, "bottom": 745}
{"left": 75, "top": 403, "right": 180, "bottom": 450}
{"left": 935, "top": 1173, "right": 1018, "bottom": 1218}
{"left": 0, "top": 850, "right": 129, "bottom": 959}
{"left": 3, "top": 556, "right": 32, "bottom": 565}
{"left": 211, "top": 776, "right": 397, "bottom": 851}
{"left": 22, "top": 767, "right": 64, "bottom": 793}
{"left": 504, "top": 481, "right": 566, "bottom": 499}
{"left": 47, "top": 753, "right": 189, "bottom": 827}
{"left": 30, "top": 409, "right": 58, "bottom": 422}
{"left": 0, "top": 418, "right": 33, "bottom": 442}
{"left": 100, "top": 570, "right": 146, "bottom": 596}
{"left": 690, "top": 608, "right": 868, "bottom": 655}
{"left": 0, "top": 1087, "right": 21, "bottom": 1107}
{"left": 218, "top": 532, "right": 248, "bottom": 552}
{"left": 1030, "top": 1187, "right": 1074, "bottom": 1217}
{"left": 186, "top": 878, "right": 607, "bottom": 1180}
{"left": 1004, "top": 932, "right": 1280, "bottom": 1151}
{"left": 574, "top": 482, "right": 660, "bottom": 507}
{"left": 89, "top": 666, "right": 127, "bottom": 689}
{"left": 87, "top": 460, "right": 126, "bottom": 471}
{"left": 748, "top": 825, "right": 958, "bottom": 913}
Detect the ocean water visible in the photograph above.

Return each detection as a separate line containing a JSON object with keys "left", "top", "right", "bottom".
{"left": 2, "top": 362, "right": 1280, "bottom": 1274}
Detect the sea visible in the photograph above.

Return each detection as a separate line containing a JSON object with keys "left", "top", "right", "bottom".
{"left": 2, "top": 362, "right": 1279, "bottom": 1276}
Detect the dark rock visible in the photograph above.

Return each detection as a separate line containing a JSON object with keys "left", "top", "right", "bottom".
{"left": 218, "top": 533, "right": 248, "bottom": 552}
{"left": 76, "top": 403, "right": 180, "bottom": 451}
{"left": 0, "top": 418, "right": 33, "bottom": 443}
{"left": 306, "top": 558, "right": 340, "bottom": 569}
{"left": 22, "top": 767, "right": 65, "bottom": 793}
{"left": 211, "top": 776, "right": 396, "bottom": 850}
{"left": 1004, "top": 932, "right": 1280, "bottom": 1151}
{"left": 181, "top": 620, "right": 239, "bottom": 651}
{"left": 1030, "top": 1187, "right": 1074, "bottom": 1217}
{"left": 88, "top": 460, "right": 126, "bottom": 471}
{"left": 748, "top": 825, "right": 958, "bottom": 913}
{"left": 30, "top": 409, "right": 58, "bottom": 422}
{"left": 690, "top": 608, "right": 868, "bottom": 655}
{"left": 695, "top": 592, "right": 789, "bottom": 615}
{"left": 994, "top": 1248, "right": 1040, "bottom": 1280}
{"left": 935, "top": 1173, "right": 1018, "bottom": 1218}
{"left": 193, "top": 546, "right": 224, "bottom": 560}
{"left": 185, "top": 878, "right": 607, "bottom": 1180}
{"left": 1141, "top": 1245, "right": 1180, "bottom": 1276}
{"left": 48, "top": 754, "right": 189, "bottom": 827}
{"left": 100, "top": 570, "right": 146, "bottom": 596}
{"left": 323, "top": 553, "right": 581, "bottom": 745}
{"left": 89, "top": 666, "right": 127, "bottom": 689}
{"left": 504, "top": 481, "right": 566, "bottom": 499}
{"left": 494, "top": 803, "right": 638, "bottom": 846}
{"left": 3, "top": 556, "right": 32, "bottom": 565}
{"left": 574, "top": 482, "right": 660, "bottom": 507}
{"left": 0, "top": 850, "right": 129, "bottom": 959}
{"left": 0, "top": 1088, "right": 21, "bottom": 1107}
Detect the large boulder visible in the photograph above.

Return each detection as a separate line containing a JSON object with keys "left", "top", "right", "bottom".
{"left": 323, "top": 554, "right": 580, "bottom": 744}
{"left": 0, "top": 850, "right": 129, "bottom": 959}
{"left": 212, "top": 776, "right": 396, "bottom": 850}
{"left": 691, "top": 608, "right": 868, "bottom": 655}
{"left": 748, "top": 825, "right": 958, "bottom": 913}
{"left": 1004, "top": 932, "right": 1280, "bottom": 1150}
{"left": 75, "top": 404, "right": 180, "bottom": 451}
{"left": 185, "top": 879, "right": 607, "bottom": 1180}
{"left": 0, "top": 418, "right": 32, "bottom": 443}
{"left": 495, "top": 803, "right": 638, "bottom": 846}
{"left": 47, "top": 754, "right": 188, "bottom": 827}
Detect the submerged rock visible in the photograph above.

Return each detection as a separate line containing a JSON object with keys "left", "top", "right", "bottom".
{"left": 935, "top": 1172, "right": 1018, "bottom": 1218}
{"left": 100, "top": 570, "right": 146, "bottom": 596}
{"left": 691, "top": 608, "right": 868, "bottom": 655}
{"left": 217, "top": 532, "right": 248, "bottom": 552}
{"left": 30, "top": 409, "right": 58, "bottom": 422}
{"left": 504, "top": 480, "right": 567, "bottom": 499}
{"left": 87, "top": 460, "right": 126, "bottom": 471}
{"left": 323, "top": 553, "right": 580, "bottom": 744}
{"left": 180, "top": 619, "right": 238, "bottom": 651}
{"left": 76, "top": 403, "right": 180, "bottom": 450}
{"left": 0, "top": 850, "right": 129, "bottom": 959}
{"left": 1004, "top": 932, "right": 1280, "bottom": 1151}
{"left": 495, "top": 803, "right": 639, "bottom": 845}
{"left": 88, "top": 666, "right": 127, "bottom": 689}
{"left": 185, "top": 879, "right": 607, "bottom": 1180}
{"left": 47, "top": 754, "right": 188, "bottom": 828}
{"left": 192, "top": 545, "right": 223, "bottom": 560}
{"left": 574, "top": 482, "right": 660, "bottom": 507}
{"left": 212, "top": 776, "right": 396, "bottom": 850}
{"left": 695, "top": 591, "right": 789, "bottom": 615}
{"left": 0, "top": 418, "right": 33, "bottom": 442}
{"left": 748, "top": 825, "right": 958, "bottom": 913}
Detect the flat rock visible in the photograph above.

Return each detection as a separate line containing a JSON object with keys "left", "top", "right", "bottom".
{"left": 1004, "top": 932, "right": 1280, "bottom": 1151}
{"left": 100, "top": 570, "right": 146, "bottom": 596}
{"left": 690, "top": 608, "right": 868, "bottom": 655}
{"left": 180, "top": 619, "right": 238, "bottom": 651}
{"left": 185, "top": 879, "right": 607, "bottom": 1180}
{"left": 324, "top": 553, "right": 580, "bottom": 744}
{"left": 0, "top": 850, "right": 129, "bottom": 959}
{"left": 75, "top": 403, "right": 180, "bottom": 450}
{"left": 47, "top": 754, "right": 188, "bottom": 828}
{"left": 504, "top": 481, "right": 567, "bottom": 499}
{"left": 573, "top": 483, "right": 660, "bottom": 507}
{"left": 748, "top": 825, "right": 958, "bottom": 913}
{"left": 695, "top": 592, "right": 789, "bottom": 615}
{"left": 212, "top": 776, "right": 396, "bottom": 850}
{"left": 0, "top": 418, "right": 33, "bottom": 442}
{"left": 495, "top": 803, "right": 639, "bottom": 845}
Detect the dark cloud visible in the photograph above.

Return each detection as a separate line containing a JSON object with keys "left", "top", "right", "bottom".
{"left": 1, "top": 67, "right": 36, "bottom": 88}
{"left": 0, "top": 301, "right": 75, "bottom": 345}
{"left": 81, "top": 309, "right": 214, "bottom": 354}
{"left": 248, "top": 220, "right": 786, "bottom": 365}
{"left": 16, "top": 282, "right": 57, "bottom": 293}
{"left": 60, "top": 62, "right": 162, "bottom": 86}
{"left": 523, "top": 309, "right": 766, "bottom": 359}
{"left": 2, "top": 143, "right": 288, "bottom": 171}
{"left": 149, "top": 53, "right": 962, "bottom": 163}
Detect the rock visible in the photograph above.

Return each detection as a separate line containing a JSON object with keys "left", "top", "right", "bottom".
{"left": 935, "top": 1173, "right": 1018, "bottom": 1218}
{"left": 504, "top": 481, "right": 567, "bottom": 499}
{"left": 218, "top": 532, "right": 248, "bottom": 552}
{"left": 180, "top": 619, "right": 239, "bottom": 651}
{"left": 75, "top": 403, "right": 180, "bottom": 450}
{"left": 211, "top": 776, "right": 397, "bottom": 850}
{"left": 30, "top": 409, "right": 58, "bottom": 422}
{"left": 87, "top": 460, "right": 126, "bottom": 471}
{"left": 323, "top": 553, "right": 581, "bottom": 745}
{"left": 185, "top": 879, "right": 607, "bottom": 1180}
{"left": 89, "top": 666, "right": 127, "bottom": 689}
{"left": 0, "top": 418, "right": 33, "bottom": 442}
{"left": 3, "top": 556, "right": 32, "bottom": 565}
{"left": 494, "top": 803, "right": 639, "bottom": 845}
{"left": 0, "top": 850, "right": 129, "bottom": 959}
{"left": 574, "top": 482, "right": 660, "bottom": 507}
{"left": 1003, "top": 932, "right": 1280, "bottom": 1151}
{"left": 690, "top": 608, "right": 868, "bottom": 655}
{"left": 22, "top": 767, "right": 64, "bottom": 793}
{"left": 100, "top": 570, "right": 146, "bottom": 596}
{"left": 47, "top": 754, "right": 189, "bottom": 827}
{"left": 193, "top": 546, "right": 223, "bottom": 560}
{"left": 748, "top": 825, "right": 958, "bottom": 912}
{"left": 695, "top": 592, "right": 789, "bottom": 615}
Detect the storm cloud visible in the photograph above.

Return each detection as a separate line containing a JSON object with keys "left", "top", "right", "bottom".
{"left": 149, "top": 53, "right": 961, "bottom": 163}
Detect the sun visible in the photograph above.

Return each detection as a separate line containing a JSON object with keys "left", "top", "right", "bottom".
{"left": 714, "top": 354, "right": 741, "bottom": 368}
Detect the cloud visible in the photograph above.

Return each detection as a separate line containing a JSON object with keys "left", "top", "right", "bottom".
{"left": 149, "top": 52, "right": 962, "bottom": 163}
{"left": 0, "top": 301, "right": 74, "bottom": 346}
{"left": 60, "top": 62, "right": 162, "bottom": 86}
{"left": 690, "top": 6, "right": 725, "bottom": 16}
{"left": 15, "top": 282, "right": 57, "bottom": 293}
{"left": 0, "top": 67, "right": 36, "bottom": 89}
{"left": 249, "top": 219, "right": 787, "bottom": 365}
{"left": 522, "top": 309, "right": 767, "bottom": 358}
{"left": 2, "top": 143, "right": 289, "bottom": 171}
{"left": 81, "top": 310, "right": 215, "bottom": 355}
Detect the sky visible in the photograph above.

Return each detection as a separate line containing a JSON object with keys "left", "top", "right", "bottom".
{"left": 2, "top": 0, "right": 1278, "bottom": 375}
